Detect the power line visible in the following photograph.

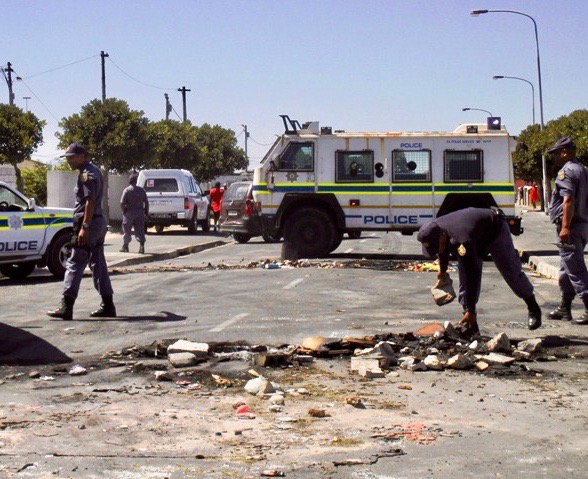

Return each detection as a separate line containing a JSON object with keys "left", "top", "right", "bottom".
{"left": 22, "top": 54, "right": 99, "bottom": 79}
{"left": 12, "top": 75, "right": 60, "bottom": 122}
{"left": 248, "top": 135, "right": 274, "bottom": 146}
{"left": 107, "top": 55, "right": 175, "bottom": 91}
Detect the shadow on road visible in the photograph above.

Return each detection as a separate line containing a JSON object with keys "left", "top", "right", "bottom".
{"left": 48, "top": 311, "right": 188, "bottom": 323}
{"left": 0, "top": 322, "right": 71, "bottom": 366}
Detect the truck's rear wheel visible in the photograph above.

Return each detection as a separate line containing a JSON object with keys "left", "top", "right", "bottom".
{"left": 283, "top": 207, "right": 335, "bottom": 258}
{"left": 0, "top": 261, "right": 37, "bottom": 280}
{"left": 233, "top": 233, "right": 252, "bottom": 243}
{"left": 47, "top": 233, "right": 72, "bottom": 279}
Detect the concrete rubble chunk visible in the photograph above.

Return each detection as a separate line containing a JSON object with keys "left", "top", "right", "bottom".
{"left": 167, "top": 340, "right": 209, "bottom": 358}
{"left": 481, "top": 352, "right": 516, "bottom": 366}
{"left": 414, "top": 322, "right": 445, "bottom": 337}
{"left": 350, "top": 357, "right": 385, "bottom": 377}
{"left": 154, "top": 370, "right": 173, "bottom": 381}
{"left": 256, "top": 379, "right": 277, "bottom": 397}
{"left": 354, "top": 341, "right": 397, "bottom": 368}
{"left": 512, "top": 350, "right": 531, "bottom": 360}
{"left": 244, "top": 377, "right": 266, "bottom": 395}
{"left": 423, "top": 354, "right": 444, "bottom": 370}
{"left": 485, "top": 333, "right": 511, "bottom": 353}
{"left": 517, "top": 338, "right": 543, "bottom": 353}
{"left": 168, "top": 352, "right": 198, "bottom": 368}
{"left": 476, "top": 361, "right": 490, "bottom": 371}
{"left": 447, "top": 354, "right": 473, "bottom": 370}
{"left": 301, "top": 336, "right": 328, "bottom": 352}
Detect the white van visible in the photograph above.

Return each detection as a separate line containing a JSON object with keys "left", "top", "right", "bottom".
{"left": 137, "top": 169, "right": 210, "bottom": 234}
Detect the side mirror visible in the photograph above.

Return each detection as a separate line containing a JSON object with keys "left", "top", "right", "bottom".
{"left": 27, "top": 198, "right": 36, "bottom": 210}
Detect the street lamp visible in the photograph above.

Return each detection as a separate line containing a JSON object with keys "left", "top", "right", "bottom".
{"left": 23, "top": 96, "right": 31, "bottom": 112}
{"left": 492, "top": 76, "right": 535, "bottom": 125}
{"left": 462, "top": 107, "right": 493, "bottom": 117}
{"left": 471, "top": 8, "right": 548, "bottom": 211}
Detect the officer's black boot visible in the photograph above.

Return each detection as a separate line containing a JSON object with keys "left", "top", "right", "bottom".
{"left": 47, "top": 295, "right": 75, "bottom": 321}
{"left": 120, "top": 243, "right": 129, "bottom": 253}
{"left": 525, "top": 295, "right": 542, "bottom": 331}
{"left": 548, "top": 298, "right": 573, "bottom": 321}
{"left": 138, "top": 242, "right": 145, "bottom": 254}
{"left": 572, "top": 296, "right": 588, "bottom": 325}
{"left": 90, "top": 295, "right": 117, "bottom": 318}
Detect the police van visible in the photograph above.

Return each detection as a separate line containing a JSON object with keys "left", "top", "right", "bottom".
{"left": 252, "top": 115, "right": 521, "bottom": 258}
{"left": 0, "top": 181, "right": 73, "bottom": 280}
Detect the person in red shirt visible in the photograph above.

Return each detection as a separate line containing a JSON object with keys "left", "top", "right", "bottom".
{"left": 209, "top": 181, "right": 224, "bottom": 231}
{"left": 529, "top": 183, "right": 539, "bottom": 209}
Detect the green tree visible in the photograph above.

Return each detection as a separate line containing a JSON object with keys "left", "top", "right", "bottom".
{"left": 21, "top": 163, "right": 49, "bottom": 206}
{"left": 148, "top": 120, "right": 203, "bottom": 171}
{"left": 0, "top": 104, "right": 45, "bottom": 191}
{"left": 193, "top": 123, "right": 248, "bottom": 181}
{"left": 57, "top": 98, "right": 155, "bottom": 220}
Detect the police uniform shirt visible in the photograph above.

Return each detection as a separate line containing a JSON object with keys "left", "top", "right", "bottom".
{"left": 549, "top": 159, "right": 588, "bottom": 225}
{"left": 120, "top": 185, "right": 148, "bottom": 214}
{"left": 74, "top": 161, "right": 104, "bottom": 218}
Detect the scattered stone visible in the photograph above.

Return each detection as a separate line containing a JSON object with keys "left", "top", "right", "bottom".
{"left": 350, "top": 356, "right": 385, "bottom": 377}
{"left": 443, "top": 321, "right": 458, "bottom": 338}
{"left": 68, "top": 365, "right": 87, "bottom": 376}
{"left": 446, "top": 354, "right": 473, "bottom": 370}
{"left": 167, "top": 340, "right": 209, "bottom": 358}
{"left": 475, "top": 361, "right": 490, "bottom": 371}
{"left": 308, "top": 408, "right": 331, "bottom": 418}
{"left": 269, "top": 394, "right": 285, "bottom": 405}
{"left": 301, "top": 336, "right": 328, "bottom": 352}
{"left": 261, "top": 470, "right": 285, "bottom": 477}
{"left": 256, "top": 379, "right": 277, "bottom": 397}
{"left": 344, "top": 396, "right": 365, "bottom": 408}
{"left": 423, "top": 355, "right": 444, "bottom": 370}
{"left": 154, "top": 370, "right": 172, "bottom": 381}
{"left": 244, "top": 377, "right": 266, "bottom": 395}
{"left": 254, "top": 352, "right": 290, "bottom": 367}
{"left": 168, "top": 352, "right": 198, "bottom": 368}
{"left": 513, "top": 350, "right": 531, "bottom": 361}
{"left": 486, "top": 333, "right": 511, "bottom": 353}
{"left": 517, "top": 338, "right": 543, "bottom": 353}
{"left": 28, "top": 370, "right": 40, "bottom": 379}
{"left": 414, "top": 322, "right": 445, "bottom": 337}
{"left": 481, "top": 352, "right": 516, "bottom": 366}
{"left": 235, "top": 404, "right": 256, "bottom": 419}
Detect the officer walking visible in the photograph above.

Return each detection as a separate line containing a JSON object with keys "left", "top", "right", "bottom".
{"left": 120, "top": 172, "right": 149, "bottom": 254}
{"left": 547, "top": 137, "right": 588, "bottom": 325}
{"left": 417, "top": 207, "right": 542, "bottom": 333}
{"left": 47, "top": 143, "right": 116, "bottom": 321}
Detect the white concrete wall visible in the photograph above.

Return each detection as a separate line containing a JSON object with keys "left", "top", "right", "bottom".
{"left": 0, "top": 165, "right": 16, "bottom": 187}
{"left": 47, "top": 170, "right": 126, "bottom": 221}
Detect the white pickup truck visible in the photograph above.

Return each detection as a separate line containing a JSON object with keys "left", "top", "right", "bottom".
{"left": 0, "top": 181, "right": 74, "bottom": 280}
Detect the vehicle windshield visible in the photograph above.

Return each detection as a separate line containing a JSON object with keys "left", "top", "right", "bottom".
{"left": 224, "top": 183, "right": 250, "bottom": 201}
{"left": 0, "top": 184, "right": 28, "bottom": 211}
{"left": 144, "top": 178, "right": 179, "bottom": 193}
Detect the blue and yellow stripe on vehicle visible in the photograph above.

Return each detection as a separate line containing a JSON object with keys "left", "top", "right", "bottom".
{"left": 0, "top": 214, "right": 73, "bottom": 231}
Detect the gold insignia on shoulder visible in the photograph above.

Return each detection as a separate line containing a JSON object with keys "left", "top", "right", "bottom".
{"left": 81, "top": 172, "right": 88, "bottom": 182}
{"left": 457, "top": 244, "right": 467, "bottom": 256}
{"left": 558, "top": 170, "right": 565, "bottom": 180}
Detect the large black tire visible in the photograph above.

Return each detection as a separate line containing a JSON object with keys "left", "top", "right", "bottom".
{"left": 47, "top": 232, "right": 72, "bottom": 279}
{"left": 262, "top": 232, "right": 282, "bottom": 243}
{"left": 283, "top": 207, "right": 336, "bottom": 258}
{"left": 155, "top": 224, "right": 164, "bottom": 234}
{"left": 330, "top": 229, "right": 344, "bottom": 252}
{"left": 233, "top": 233, "right": 252, "bottom": 243}
{"left": 188, "top": 212, "right": 198, "bottom": 234}
{"left": 199, "top": 215, "right": 210, "bottom": 233}
{"left": 0, "top": 261, "right": 37, "bottom": 280}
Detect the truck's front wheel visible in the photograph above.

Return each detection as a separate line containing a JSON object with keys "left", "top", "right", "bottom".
{"left": 47, "top": 233, "right": 72, "bottom": 279}
{"left": 283, "top": 207, "right": 335, "bottom": 258}
{"left": 0, "top": 261, "right": 37, "bottom": 280}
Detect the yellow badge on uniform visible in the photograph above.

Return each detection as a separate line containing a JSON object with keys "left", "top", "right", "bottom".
{"left": 81, "top": 172, "right": 88, "bottom": 182}
{"left": 558, "top": 170, "right": 565, "bottom": 180}
{"left": 457, "top": 244, "right": 467, "bottom": 256}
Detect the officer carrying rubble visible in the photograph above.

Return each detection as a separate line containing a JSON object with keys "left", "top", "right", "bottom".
{"left": 417, "top": 207, "right": 542, "bottom": 334}
{"left": 47, "top": 143, "right": 116, "bottom": 321}
{"left": 120, "top": 172, "right": 149, "bottom": 254}
{"left": 547, "top": 136, "right": 588, "bottom": 325}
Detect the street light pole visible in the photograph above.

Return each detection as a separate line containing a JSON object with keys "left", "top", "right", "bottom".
{"left": 492, "top": 76, "right": 535, "bottom": 125}
{"left": 23, "top": 96, "right": 31, "bottom": 112}
{"left": 471, "top": 9, "right": 548, "bottom": 211}
{"left": 241, "top": 124, "right": 249, "bottom": 164}
{"left": 462, "top": 107, "right": 493, "bottom": 117}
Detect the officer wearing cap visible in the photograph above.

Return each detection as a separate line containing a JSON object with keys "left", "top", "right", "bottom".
{"left": 417, "top": 207, "right": 542, "bottom": 333}
{"left": 47, "top": 143, "right": 116, "bottom": 321}
{"left": 120, "top": 172, "right": 149, "bottom": 253}
{"left": 547, "top": 136, "right": 588, "bottom": 325}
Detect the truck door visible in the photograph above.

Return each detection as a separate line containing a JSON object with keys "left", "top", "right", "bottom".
{"left": 0, "top": 183, "right": 44, "bottom": 259}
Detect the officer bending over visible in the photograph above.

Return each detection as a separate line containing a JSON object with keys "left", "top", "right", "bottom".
{"left": 47, "top": 143, "right": 116, "bottom": 321}
{"left": 417, "top": 207, "right": 542, "bottom": 333}
{"left": 547, "top": 137, "right": 588, "bottom": 325}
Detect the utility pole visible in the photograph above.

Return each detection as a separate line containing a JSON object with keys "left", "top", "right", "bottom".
{"left": 100, "top": 51, "right": 109, "bottom": 102}
{"left": 23, "top": 96, "right": 31, "bottom": 112}
{"left": 177, "top": 86, "right": 190, "bottom": 122}
{"left": 164, "top": 93, "right": 172, "bottom": 120}
{"left": 5, "top": 62, "right": 14, "bottom": 105}
{"left": 241, "top": 124, "right": 249, "bottom": 162}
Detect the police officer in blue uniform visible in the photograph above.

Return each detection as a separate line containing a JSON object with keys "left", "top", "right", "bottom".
{"left": 547, "top": 137, "right": 588, "bottom": 325}
{"left": 47, "top": 143, "right": 116, "bottom": 321}
{"left": 120, "top": 172, "right": 148, "bottom": 254}
{"left": 417, "top": 207, "right": 542, "bottom": 333}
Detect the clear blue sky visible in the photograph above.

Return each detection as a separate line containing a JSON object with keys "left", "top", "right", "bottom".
{"left": 3, "top": 0, "right": 587, "bottom": 170}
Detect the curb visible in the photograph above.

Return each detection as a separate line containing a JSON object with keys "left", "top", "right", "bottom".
{"left": 108, "top": 240, "right": 229, "bottom": 268}
{"left": 528, "top": 255, "right": 559, "bottom": 280}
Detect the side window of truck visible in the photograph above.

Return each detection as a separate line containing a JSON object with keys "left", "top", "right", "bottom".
{"left": 444, "top": 150, "right": 484, "bottom": 182}
{"left": 392, "top": 150, "right": 431, "bottom": 182}
{"left": 336, "top": 150, "right": 374, "bottom": 183}
{"left": 278, "top": 143, "right": 314, "bottom": 171}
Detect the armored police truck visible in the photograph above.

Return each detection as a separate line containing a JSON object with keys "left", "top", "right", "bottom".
{"left": 0, "top": 181, "right": 74, "bottom": 280}
{"left": 252, "top": 115, "right": 521, "bottom": 258}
